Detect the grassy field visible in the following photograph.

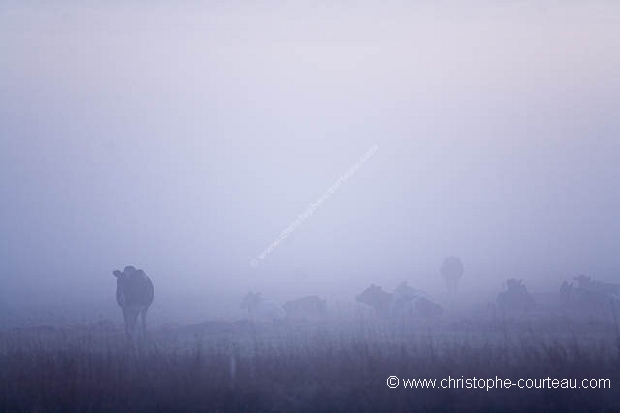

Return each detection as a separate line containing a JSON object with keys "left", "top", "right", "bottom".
{"left": 1, "top": 313, "right": 619, "bottom": 413}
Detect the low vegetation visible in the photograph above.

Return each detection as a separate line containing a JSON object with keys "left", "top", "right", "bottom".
{"left": 1, "top": 315, "right": 619, "bottom": 412}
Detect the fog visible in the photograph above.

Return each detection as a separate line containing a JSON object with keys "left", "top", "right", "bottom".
{"left": 1, "top": 1, "right": 619, "bottom": 323}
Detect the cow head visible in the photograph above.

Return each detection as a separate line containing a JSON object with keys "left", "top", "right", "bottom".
{"left": 113, "top": 265, "right": 137, "bottom": 279}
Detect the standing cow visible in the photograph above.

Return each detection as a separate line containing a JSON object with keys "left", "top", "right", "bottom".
{"left": 283, "top": 295, "right": 327, "bottom": 322}
{"left": 356, "top": 282, "right": 443, "bottom": 320}
{"left": 440, "top": 256, "right": 464, "bottom": 294}
{"left": 112, "top": 265, "right": 154, "bottom": 342}
{"left": 497, "top": 278, "right": 534, "bottom": 313}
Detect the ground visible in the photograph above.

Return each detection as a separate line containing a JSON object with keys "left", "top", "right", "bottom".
{"left": 0, "top": 306, "right": 619, "bottom": 412}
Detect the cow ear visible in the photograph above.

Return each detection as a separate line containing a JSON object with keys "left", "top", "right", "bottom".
{"left": 113, "top": 270, "right": 122, "bottom": 277}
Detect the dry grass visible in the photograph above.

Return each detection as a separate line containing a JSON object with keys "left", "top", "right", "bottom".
{"left": 0, "top": 316, "right": 619, "bottom": 413}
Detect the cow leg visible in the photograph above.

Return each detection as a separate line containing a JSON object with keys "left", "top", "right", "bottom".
{"left": 124, "top": 307, "right": 141, "bottom": 344}
{"left": 140, "top": 309, "right": 147, "bottom": 340}
{"left": 122, "top": 308, "right": 131, "bottom": 341}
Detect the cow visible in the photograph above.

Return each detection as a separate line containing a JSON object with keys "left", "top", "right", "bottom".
{"left": 497, "top": 278, "right": 535, "bottom": 313}
{"left": 283, "top": 295, "right": 327, "bottom": 322}
{"left": 112, "top": 265, "right": 154, "bottom": 342}
{"left": 440, "top": 256, "right": 464, "bottom": 293}
{"left": 355, "top": 284, "right": 393, "bottom": 319}
{"left": 356, "top": 282, "right": 443, "bottom": 320}
{"left": 393, "top": 281, "right": 443, "bottom": 318}
{"left": 559, "top": 275, "right": 620, "bottom": 312}
{"left": 240, "top": 292, "right": 285, "bottom": 323}
{"left": 574, "top": 274, "right": 620, "bottom": 296}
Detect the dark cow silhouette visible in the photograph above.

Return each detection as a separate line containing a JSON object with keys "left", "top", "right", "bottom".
{"left": 356, "top": 282, "right": 443, "bottom": 319}
{"left": 112, "top": 265, "right": 154, "bottom": 341}
{"left": 283, "top": 295, "right": 327, "bottom": 321}
{"left": 393, "top": 281, "right": 443, "bottom": 318}
{"left": 574, "top": 274, "right": 620, "bottom": 295}
{"left": 356, "top": 284, "right": 393, "bottom": 319}
{"left": 559, "top": 274, "right": 620, "bottom": 311}
{"left": 497, "top": 278, "right": 534, "bottom": 313}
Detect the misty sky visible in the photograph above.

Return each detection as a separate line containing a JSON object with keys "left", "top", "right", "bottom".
{"left": 1, "top": 1, "right": 619, "bottom": 309}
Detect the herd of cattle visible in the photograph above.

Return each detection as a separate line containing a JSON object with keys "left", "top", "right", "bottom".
{"left": 496, "top": 275, "right": 620, "bottom": 313}
{"left": 113, "top": 265, "right": 620, "bottom": 341}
